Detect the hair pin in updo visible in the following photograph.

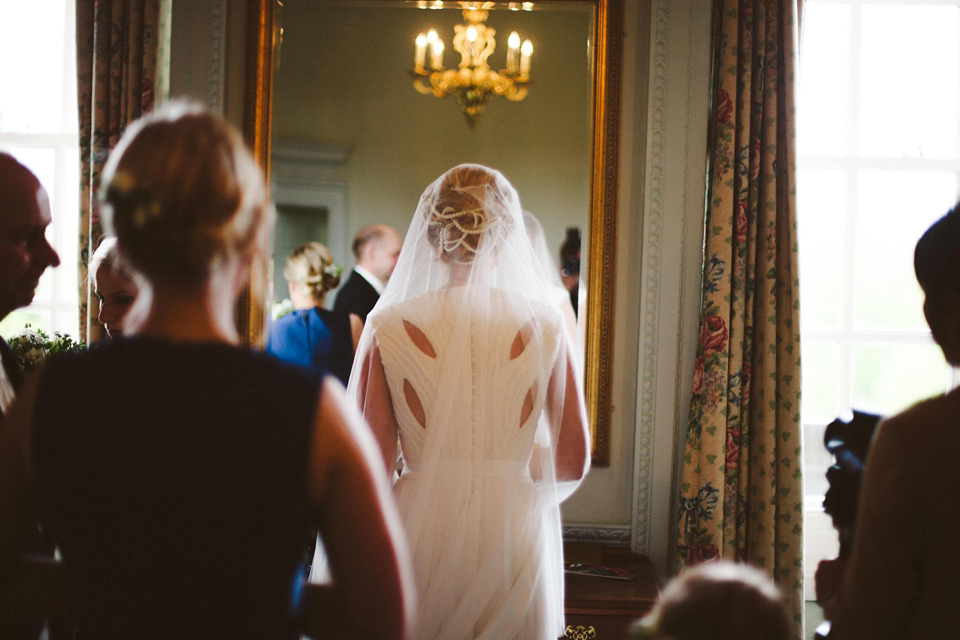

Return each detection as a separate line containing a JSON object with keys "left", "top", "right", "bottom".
{"left": 428, "top": 204, "right": 510, "bottom": 264}
{"left": 324, "top": 263, "right": 342, "bottom": 279}
{"left": 299, "top": 263, "right": 341, "bottom": 285}
{"left": 105, "top": 171, "right": 163, "bottom": 228}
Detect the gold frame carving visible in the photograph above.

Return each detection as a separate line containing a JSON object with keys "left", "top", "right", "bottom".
{"left": 241, "top": 0, "right": 621, "bottom": 466}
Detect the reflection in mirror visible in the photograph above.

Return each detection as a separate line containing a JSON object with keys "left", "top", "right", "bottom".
{"left": 245, "top": 0, "right": 621, "bottom": 465}
{"left": 269, "top": 1, "right": 592, "bottom": 318}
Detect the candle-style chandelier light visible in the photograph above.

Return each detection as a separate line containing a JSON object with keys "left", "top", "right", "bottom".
{"left": 411, "top": 1, "right": 534, "bottom": 127}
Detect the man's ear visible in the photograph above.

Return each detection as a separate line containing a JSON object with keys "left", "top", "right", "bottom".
{"left": 358, "top": 240, "right": 377, "bottom": 265}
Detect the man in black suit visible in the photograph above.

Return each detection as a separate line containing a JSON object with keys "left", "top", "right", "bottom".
{"left": 334, "top": 224, "right": 402, "bottom": 321}
{"left": 0, "top": 152, "right": 63, "bottom": 637}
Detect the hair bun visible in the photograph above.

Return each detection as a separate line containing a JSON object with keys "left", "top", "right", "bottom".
{"left": 424, "top": 165, "right": 516, "bottom": 264}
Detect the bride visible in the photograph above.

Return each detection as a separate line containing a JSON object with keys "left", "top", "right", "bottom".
{"left": 350, "top": 164, "right": 591, "bottom": 639}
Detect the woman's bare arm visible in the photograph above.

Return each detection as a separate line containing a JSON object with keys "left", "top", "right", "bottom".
{"left": 354, "top": 344, "right": 399, "bottom": 476}
{"left": 300, "top": 379, "right": 414, "bottom": 640}
{"left": 546, "top": 348, "right": 590, "bottom": 482}
{"left": 349, "top": 314, "right": 363, "bottom": 352}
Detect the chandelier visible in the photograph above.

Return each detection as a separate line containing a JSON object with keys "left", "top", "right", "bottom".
{"left": 411, "top": 2, "right": 533, "bottom": 127}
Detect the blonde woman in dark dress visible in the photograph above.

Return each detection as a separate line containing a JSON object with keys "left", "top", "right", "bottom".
{"left": 0, "top": 101, "right": 414, "bottom": 639}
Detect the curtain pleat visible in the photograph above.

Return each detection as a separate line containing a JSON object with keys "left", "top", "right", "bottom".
{"left": 76, "top": 0, "right": 160, "bottom": 343}
{"left": 677, "top": 0, "right": 804, "bottom": 637}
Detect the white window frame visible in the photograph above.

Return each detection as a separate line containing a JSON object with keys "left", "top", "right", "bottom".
{"left": 799, "top": 0, "right": 960, "bottom": 601}
{"left": 0, "top": 0, "right": 81, "bottom": 341}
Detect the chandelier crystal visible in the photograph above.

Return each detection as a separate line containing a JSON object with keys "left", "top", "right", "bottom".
{"left": 411, "top": 2, "right": 533, "bottom": 127}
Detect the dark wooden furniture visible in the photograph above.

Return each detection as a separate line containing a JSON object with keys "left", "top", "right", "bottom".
{"left": 563, "top": 546, "right": 660, "bottom": 640}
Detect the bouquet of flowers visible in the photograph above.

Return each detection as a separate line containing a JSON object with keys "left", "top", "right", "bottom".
{"left": 7, "top": 325, "right": 86, "bottom": 374}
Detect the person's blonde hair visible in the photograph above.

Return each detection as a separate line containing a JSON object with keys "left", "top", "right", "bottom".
{"left": 631, "top": 562, "right": 792, "bottom": 640}
{"left": 89, "top": 237, "right": 136, "bottom": 291}
{"left": 283, "top": 241, "right": 341, "bottom": 304}
{"left": 98, "top": 100, "right": 268, "bottom": 287}
{"left": 425, "top": 164, "right": 515, "bottom": 264}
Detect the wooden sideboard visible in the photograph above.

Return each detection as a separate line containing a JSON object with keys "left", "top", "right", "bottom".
{"left": 563, "top": 546, "right": 661, "bottom": 640}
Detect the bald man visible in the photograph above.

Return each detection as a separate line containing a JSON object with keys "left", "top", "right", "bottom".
{"left": 0, "top": 153, "right": 61, "bottom": 415}
{"left": 333, "top": 224, "right": 402, "bottom": 321}
{"left": 0, "top": 152, "right": 63, "bottom": 637}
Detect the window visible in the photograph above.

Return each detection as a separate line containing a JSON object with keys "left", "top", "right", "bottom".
{"left": 798, "top": 0, "right": 960, "bottom": 599}
{"left": 0, "top": 0, "right": 80, "bottom": 340}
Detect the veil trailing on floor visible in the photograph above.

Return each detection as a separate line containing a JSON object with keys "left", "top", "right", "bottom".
{"left": 345, "top": 164, "right": 590, "bottom": 639}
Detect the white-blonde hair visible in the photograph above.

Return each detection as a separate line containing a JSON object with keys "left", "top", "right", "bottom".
{"left": 89, "top": 237, "right": 135, "bottom": 289}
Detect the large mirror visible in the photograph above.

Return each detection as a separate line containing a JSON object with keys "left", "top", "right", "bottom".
{"left": 243, "top": 0, "right": 621, "bottom": 465}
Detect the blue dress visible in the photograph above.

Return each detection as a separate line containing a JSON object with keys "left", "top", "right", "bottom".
{"left": 267, "top": 307, "right": 354, "bottom": 386}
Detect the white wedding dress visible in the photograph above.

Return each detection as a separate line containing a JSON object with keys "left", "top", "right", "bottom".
{"left": 369, "top": 286, "right": 566, "bottom": 640}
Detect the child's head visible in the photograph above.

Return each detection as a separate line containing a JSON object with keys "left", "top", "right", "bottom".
{"left": 631, "top": 562, "right": 792, "bottom": 640}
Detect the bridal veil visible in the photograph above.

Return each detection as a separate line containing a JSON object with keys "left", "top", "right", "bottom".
{"left": 347, "top": 164, "right": 590, "bottom": 639}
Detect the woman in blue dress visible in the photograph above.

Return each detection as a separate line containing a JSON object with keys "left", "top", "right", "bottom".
{"left": 268, "top": 242, "right": 362, "bottom": 386}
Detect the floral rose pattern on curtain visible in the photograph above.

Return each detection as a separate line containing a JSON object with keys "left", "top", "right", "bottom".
{"left": 77, "top": 0, "right": 161, "bottom": 343}
{"left": 677, "top": 0, "right": 804, "bottom": 637}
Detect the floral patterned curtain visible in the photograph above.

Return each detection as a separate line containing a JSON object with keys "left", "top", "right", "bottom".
{"left": 76, "top": 0, "right": 162, "bottom": 343}
{"left": 677, "top": 0, "right": 804, "bottom": 636}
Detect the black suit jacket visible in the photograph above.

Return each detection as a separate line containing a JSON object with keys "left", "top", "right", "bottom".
{"left": 333, "top": 269, "right": 381, "bottom": 322}
{"left": 0, "top": 337, "right": 63, "bottom": 638}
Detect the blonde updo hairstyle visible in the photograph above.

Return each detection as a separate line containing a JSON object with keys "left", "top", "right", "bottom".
{"left": 284, "top": 241, "right": 341, "bottom": 304}
{"left": 98, "top": 101, "right": 268, "bottom": 289}
{"left": 425, "top": 164, "right": 516, "bottom": 264}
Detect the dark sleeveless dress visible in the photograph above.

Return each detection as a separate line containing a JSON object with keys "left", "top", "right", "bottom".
{"left": 267, "top": 307, "right": 355, "bottom": 386}
{"left": 31, "top": 337, "right": 320, "bottom": 639}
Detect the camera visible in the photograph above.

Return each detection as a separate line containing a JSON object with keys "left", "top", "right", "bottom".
{"left": 822, "top": 410, "right": 882, "bottom": 558}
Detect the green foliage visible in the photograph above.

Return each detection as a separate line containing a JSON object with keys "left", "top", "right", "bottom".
{"left": 7, "top": 325, "right": 86, "bottom": 374}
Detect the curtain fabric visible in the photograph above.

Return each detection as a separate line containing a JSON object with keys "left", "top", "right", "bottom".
{"left": 76, "top": 0, "right": 161, "bottom": 342}
{"left": 677, "top": 0, "right": 804, "bottom": 635}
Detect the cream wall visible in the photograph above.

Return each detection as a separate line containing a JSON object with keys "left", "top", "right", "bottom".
{"left": 169, "top": 0, "right": 712, "bottom": 580}
{"left": 270, "top": 2, "right": 593, "bottom": 273}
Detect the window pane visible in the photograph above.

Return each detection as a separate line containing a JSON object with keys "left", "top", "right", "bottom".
{"left": 803, "top": 422, "right": 832, "bottom": 499}
{"left": 798, "top": 4, "right": 851, "bottom": 156}
{"left": 0, "top": 0, "right": 69, "bottom": 133}
{"left": 852, "top": 342, "right": 948, "bottom": 416}
{"left": 801, "top": 340, "right": 841, "bottom": 425}
{"left": 853, "top": 171, "right": 958, "bottom": 329}
{"left": 7, "top": 147, "right": 57, "bottom": 197}
{"left": 859, "top": 5, "right": 960, "bottom": 158}
{"left": 55, "top": 155, "right": 81, "bottom": 305}
{"left": 798, "top": 169, "right": 846, "bottom": 328}
{"left": 802, "top": 340, "right": 841, "bottom": 498}
{"left": 0, "top": 309, "right": 52, "bottom": 339}
{"left": 0, "top": 0, "right": 80, "bottom": 342}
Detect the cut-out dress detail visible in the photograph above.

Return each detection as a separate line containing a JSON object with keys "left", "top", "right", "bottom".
{"left": 368, "top": 285, "right": 564, "bottom": 640}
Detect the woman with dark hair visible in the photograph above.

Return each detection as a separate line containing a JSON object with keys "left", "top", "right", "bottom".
{"left": 0, "top": 101, "right": 414, "bottom": 639}
{"left": 268, "top": 241, "right": 362, "bottom": 386}
{"left": 823, "top": 201, "right": 960, "bottom": 639}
